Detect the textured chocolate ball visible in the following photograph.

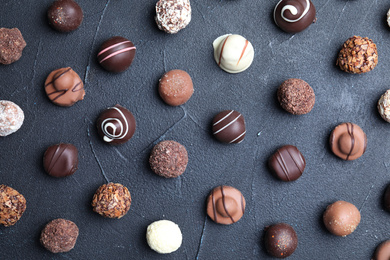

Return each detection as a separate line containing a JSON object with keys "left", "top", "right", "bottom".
{"left": 0, "top": 28, "right": 26, "bottom": 64}
{"left": 323, "top": 200, "right": 361, "bottom": 237}
{"left": 264, "top": 223, "right": 298, "bottom": 258}
{"left": 149, "top": 140, "right": 188, "bottom": 178}
{"left": 277, "top": 78, "right": 315, "bottom": 115}
{"left": 47, "top": 0, "right": 83, "bottom": 32}
{"left": 159, "top": 69, "right": 194, "bottom": 106}
{"left": 212, "top": 110, "right": 246, "bottom": 144}
{"left": 268, "top": 145, "right": 305, "bottom": 182}
{"left": 97, "top": 36, "right": 136, "bottom": 73}
{"left": 0, "top": 185, "right": 26, "bottom": 227}
{"left": 40, "top": 218, "right": 79, "bottom": 253}
{"left": 383, "top": 183, "right": 390, "bottom": 212}
{"left": 378, "top": 89, "right": 390, "bottom": 122}
{"left": 146, "top": 220, "right": 183, "bottom": 254}
{"left": 43, "top": 143, "right": 78, "bottom": 178}
{"left": 97, "top": 105, "right": 136, "bottom": 145}
{"left": 374, "top": 240, "right": 390, "bottom": 260}
{"left": 155, "top": 0, "right": 191, "bottom": 34}
{"left": 0, "top": 100, "right": 24, "bottom": 137}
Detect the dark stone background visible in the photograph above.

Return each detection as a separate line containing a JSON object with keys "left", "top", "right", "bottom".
{"left": 1, "top": 0, "right": 390, "bottom": 259}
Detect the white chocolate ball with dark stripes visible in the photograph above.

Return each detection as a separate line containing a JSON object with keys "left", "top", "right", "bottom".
{"left": 97, "top": 36, "right": 136, "bottom": 73}
{"left": 213, "top": 34, "right": 254, "bottom": 74}
{"left": 212, "top": 110, "right": 246, "bottom": 144}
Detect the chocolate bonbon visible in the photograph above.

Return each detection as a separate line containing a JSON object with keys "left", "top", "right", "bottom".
{"left": 0, "top": 185, "right": 26, "bottom": 227}
{"left": 0, "top": 28, "right": 26, "bottom": 64}
{"left": 146, "top": 220, "right": 182, "bottom": 254}
{"left": 329, "top": 122, "right": 367, "bottom": 161}
{"left": 206, "top": 185, "right": 245, "bottom": 225}
{"left": 264, "top": 223, "right": 298, "bottom": 258}
{"left": 155, "top": 0, "right": 191, "bottom": 34}
{"left": 378, "top": 89, "right": 390, "bottom": 122}
{"left": 0, "top": 100, "right": 24, "bottom": 137}
{"left": 374, "top": 240, "right": 390, "bottom": 260}
{"left": 47, "top": 0, "right": 83, "bottom": 32}
{"left": 273, "top": 0, "right": 316, "bottom": 33}
{"left": 43, "top": 143, "right": 78, "bottom": 178}
{"left": 96, "top": 104, "right": 136, "bottom": 145}
{"left": 159, "top": 69, "right": 194, "bottom": 106}
{"left": 97, "top": 36, "right": 136, "bottom": 73}
{"left": 268, "top": 145, "right": 305, "bottom": 182}
{"left": 212, "top": 110, "right": 246, "bottom": 144}
{"left": 40, "top": 218, "right": 79, "bottom": 253}
{"left": 323, "top": 200, "right": 360, "bottom": 237}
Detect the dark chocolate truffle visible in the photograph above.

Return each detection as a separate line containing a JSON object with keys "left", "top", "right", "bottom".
{"left": 323, "top": 200, "right": 360, "bottom": 237}
{"left": 40, "top": 218, "right": 79, "bottom": 253}
{"left": 329, "top": 122, "right": 367, "bottom": 161}
{"left": 149, "top": 140, "right": 188, "bottom": 178}
{"left": 43, "top": 143, "right": 78, "bottom": 178}
{"left": 97, "top": 36, "right": 136, "bottom": 73}
{"left": 0, "top": 28, "right": 26, "bottom": 65}
{"left": 268, "top": 145, "right": 305, "bottom": 182}
{"left": 212, "top": 110, "right": 246, "bottom": 144}
{"left": 383, "top": 183, "right": 390, "bottom": 212}
{"left": 91, "top": 183, "right": 131, "bottom": 219}
{"left": 206, "top": 185, "right": 246, "bottom": 225}
{"left": 44, "top": 67, "right": 85, "bottom": 107}
{"left": 97, "top": 105, "right": 136, "bottom": 145}
{"left": 264, "top": 223, "right": 298, "bottom": 258}
{"left": 47, "top": 0, "right": 83, "bottom": 32}
{"left": 0, "top": 185, "right": 26, "bottom": 227}
{"left": 374, "top": 240, "right": 390, "bottom": 260}
{"left": 155, "top": 0, "right": 191, "bottom": 34}
{"left": 277, "top": 78, "right": 315, "bottom": 115}
{"left": 273, "top": 0, "right": 316, "bottom": 33}
{"left": 158, "top": 69, "right": 194, "bottom": 106}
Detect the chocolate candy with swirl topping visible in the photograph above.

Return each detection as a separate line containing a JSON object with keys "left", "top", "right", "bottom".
{"left": 264, "top": 223, "right": 298, "bottom": 258}
{"left": 206, "top": 185, "right": 246, "bottom": 225}
{"left": 43, "top": 143, "right": 78, "bottom": 178}
{"left": 97, "top": 105, "right": 136, "bottom": 145}
{"left": 274, "top": 0, "right": 316, "bottom": 33}
{"left": 212, "top": 110, "right": 246, "bottom": 144}
{"left": 44, "top": 67, "right": 85, "bottom": 107}
{"left": 329, "top": 122, "right": 367, "bottom": 161}
{"left": 268, "top": 145, "right": 305, "bottom": 182}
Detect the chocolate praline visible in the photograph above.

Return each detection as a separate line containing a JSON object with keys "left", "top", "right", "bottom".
{"left": 47, "top": 0, "right": 83, "bottom": 32}
{"left": 158, "top": 69, "right": 194, "bottom": 106}
{"left": 0, "top": 185, "right": 26, "bottom": 227}
{"left": 268, "top": 145, "right": 305, "bottom": 182}
{"left": 374, "top": 240, "right": 390, "bottom": 260}
{"left": 212, "top": 110, "right": 246, "bottom": 144}
{"left": 40, "top": 218, "right": 79, "bottom": 253}
{"left": 0, "top": 28, "right": 26, "bottom": 65}
{"left": 43, "top": 143, "right": 78, "bottom": 178}
{"left": 264, "top": 223, "right": 298, "bottom": 258}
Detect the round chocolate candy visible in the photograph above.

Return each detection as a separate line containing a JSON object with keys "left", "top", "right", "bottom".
{"left": 323, "top": 200, "right": 361, "bottom": 237}
{"left": 383, "top": 183, "right": 390, "bottom": 212}
{"left": 97, "top": 36, "right": 136, "bottom": 73}
{"left": 206, "top": 185, "right": 246, "bottom": 225}
{"left": 47, "top": 0, "right": 83, "bottom": 32}
{"left": 374, "top": 240, "right": 390, "bottom": 260}
{"left": 96, "top": 104, "right": 136, "bottom": 145}
{"left": 264, "top": 223, "right": 298, "bottom": 258}
{"left": 0, "top": 100, "right": 24, "bottom": 137}
{"left": 378, "top": 89, "right": 390, "bottom": 123}
{"left": 155, "top": 0, "right": 191, "bottom": 34}
{"left": 329, "top": 122, "right": 367, "bottom": 161}
{"left": 0, "top": 185, "right": 26, "bottom": 227}
{"left": 212, "top": 110, "right": 246, "bottom": 144}
{"left": 273, "top": 0, "right": 316, "bottom": 33}
{"left": 158, "top": 69, "right": 194, "bottom": 106}
{"left": 0, "top": 28, "right": 26, "bottom": 65}
{"left": 40, "top": 218, "right": 79, "bottom": 253}
{"left": 268, "top": 145, "right": 305, "bottom": 182}
{"left": 146, "top": 220, "right": 182, "bottom": 254}
{"left": 43, "top": 143, "right": 78, "bottom": 178}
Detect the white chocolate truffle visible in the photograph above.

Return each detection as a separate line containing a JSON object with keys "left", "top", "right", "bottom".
{"left": 0, "top": 100, "right": 24, "bottom": 136}
{"left": 378, "top": 89, "right": 390, "bottom": 122}
{"left": 155, "top": 0, "right": 191, "bottom": 34}
{"left": 146, "top": 220, "right": 182, "bottom": 254}
{"left": 213, "top": 34, "right": 254, "bottom": 74}
{"left": 387, "top": 9, "right": 390, "bottom": 27}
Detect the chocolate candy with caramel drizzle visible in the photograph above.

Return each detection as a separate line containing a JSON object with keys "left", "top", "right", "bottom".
{"left": 274, "top": 0, "right": 316, "bottom": 33}
{"left": 44, "top": 67, "right": 85, "bottom": 107}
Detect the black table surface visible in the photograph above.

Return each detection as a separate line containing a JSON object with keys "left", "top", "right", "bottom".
{"left": 1, "top": 0, "right": 390, "bottom": 259}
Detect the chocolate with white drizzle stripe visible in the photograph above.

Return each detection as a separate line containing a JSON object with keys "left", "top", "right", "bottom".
{"left": 212, "top": 110, "right": 246, "bottom": 144}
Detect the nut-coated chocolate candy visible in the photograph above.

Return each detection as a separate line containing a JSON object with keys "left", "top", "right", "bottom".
{"left": 0, "top": 100, "right": 24, "bottom": 137}
{"left": 329, "top": 122, "right": 367, "bottom": 161}
{"left": 212, "top": 110, "right": 246, "bottom": 144}
{"left": 43, "top": 143, "right": 78, "bottom": 178}
{"left": 268, "top": 145, "right": 305, "bottom": 182}
{"left": 155, "top": 0, "right": 191, "bottom": 34}
{"left": 47, "top": 0, "right": 83, "bottom": 32}
{"left": 273, "top": 0, "right": 316, "bottom": 33}
{"left": 158, "top": 69, "right": 194, "bottom": 106}
{"left": 97, "top": 105, "right": 136, "bottom": 145}
{"left": 40, "top": 218, "right": 79, "bottom": 253}
{"left": 44, "top": 67, "right": 85, "bottom": 107}
{"left": 323, "top": 200, "right": 360, "bottom": 237}
{"left": 374, "top": 240, "right": 390, "bottom": 260}
{"left": 264, "top": 223, "right": 298, "bottom": 258}
{"left": 383, "top": 183, "right": 390, "bottom": 212}
{"left": 378, "top": 89, "right": 390, "bottom": 123}
{"left": 0, "top": 28, "right": 26, "bottom": 65}
{"left": 97, "top": 36, "right": 136, "bottom": 73}
{"left": 0, "top": 185, "right": 26, "bottom": 227}
{"left": 206, "top": 185, "right": 245, "bottom": 225}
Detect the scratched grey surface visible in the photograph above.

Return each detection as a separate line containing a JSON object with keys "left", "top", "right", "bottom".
{"left": 1, "top": 0, "right": 390, "bottom": 259}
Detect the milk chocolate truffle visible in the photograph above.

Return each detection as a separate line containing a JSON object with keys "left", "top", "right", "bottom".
{"left": 44, "top": 67, "right": 85, "bottom": 107}
{"left": 336, "top": 36, "right": 378, "bottom": 74}
{"left": 0, "top": 100, "right": 24, "bottom": 137}
{"left": 212, "top": 110, "right": 246, "bottom": 144}
{"left": 206, "top": 185, "right": 246, "bottom": 225}
{"left": 277, "top": 78, "right": 315, "bottom": 115}
{"left": 47, "top": 0, "right": 83, "bottom": 32}
{"left": 264, "top": 223, "right": 298, "bottom": 258}
{"left": 274, "top": 0, "right": 316, "bottom": 33}
{"left": 149, "top": 140, "right": 188, "bottom": 178}
{"left": 323, "top": 200, "right": 361, "bottom": 237}
{"left": 146, "top": 220, "right": 182, "bottom": 254}
{"left": 213, "top": 34, "right": 254, "bottom": 74}
{"left": 378, "top": 89, "right": 390, "bottom": 123}
{"left": 383, "top": 183, "right": 390, "bottom": 212}
{"left": 0, "top": 185, "right": 26, "bottom": 227}
{"left": 159, "top": 69, "right": 194, "bottom": 106}
{"left": 97, "top": 36, "right": 136, "bottom": 73}
{"left": 329, "top": 122, "right": 367, "bottom": 161}
{"left": 374, "top": 240, "right": 390, "bottom": 260}
{"left": 0, "top": 28, "right": 26, "bottom": 64}
{"left": 91, "top": 183, "right": 131, "bottom": 219}
{"left": 155, "top": 0, "right": 191, "bottom": 34}
{"left": 40, "top": 218, "right": 79, "bottom": 253}
{"left": 268, "top": 145, "right": 305, "bottom": 182}
{"left": 43, "top": 143, "right": 78, "bottom": 178}
{"left": 97, "top": 105, "right": 136, "bottom": 145}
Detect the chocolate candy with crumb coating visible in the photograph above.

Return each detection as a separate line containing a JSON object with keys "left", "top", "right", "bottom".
{"left": 212, "top": 110, "right": 246, "bottom": 144}
{"left": 268, "top": 145, "right": 305, "bottom": 182}
{"left": 43, "top": 143, "right": 78, "bottom": 178}
{"left": 264, "top": 223, "right": 298, "bottom": 258}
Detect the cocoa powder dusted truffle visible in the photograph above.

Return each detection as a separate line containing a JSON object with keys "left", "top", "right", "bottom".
{"left": 212, "top": 110, "right": 246, "bottom": 144}
{"left": 264, "top": 223, "right": 298, "bottom": 258}
{"left": 0, "top": 100, "right": 24, "bottom": 137}
{"left": 0, "top": 185, "right": 26, "bottom": 227}
{"left": 47, "top": 0, "right": 83, "bottom": 32}
{"left": 155, "top": 0, "right": 191, "bottom": 34}
{"left": 43, "top": 143, "right": 78, "bottom": 178}
{"left": 91, "top": 182, "right": 131, "bottom": 219}
{"left": 336, "top": 36, "right": 378, "bottom": 74}
{"left": 159, "top": 69, "right": 194, "bottom": 106}
{"left": 0, "top": 28, "right": 26, "bottom": 65}
{"left": 149, "top": 140, "right": 188, "bottom": 178}
{"left": 40, "top": 218, "right": 79, "bottom": 253}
